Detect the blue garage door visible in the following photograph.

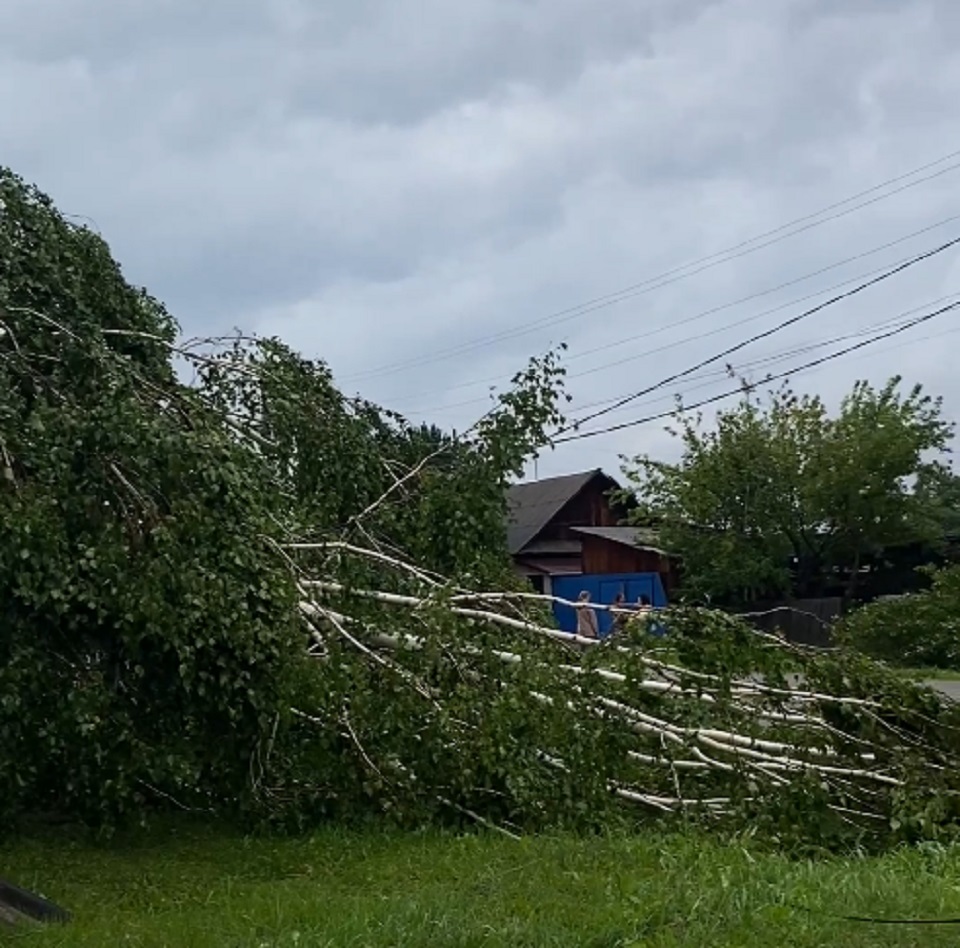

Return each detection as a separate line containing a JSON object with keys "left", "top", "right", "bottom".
{"left": 551, "top": 573, "right": 667, "bottom": 635}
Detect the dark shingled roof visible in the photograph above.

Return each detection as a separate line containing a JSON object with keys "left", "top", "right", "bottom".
{"left": 506, "top": 469, "right": 615, "bottom": 555}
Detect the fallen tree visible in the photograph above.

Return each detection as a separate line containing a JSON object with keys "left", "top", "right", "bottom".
{"left": 3, "top": 168, "right": 960, "bottom": 852}
{"left": 4, "top": 312, "right": 959, "bottom": 851}
{"left": 284, "top": 543, "right": 960, "bottom": 851}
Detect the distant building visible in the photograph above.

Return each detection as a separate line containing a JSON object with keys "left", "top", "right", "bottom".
{"left": 506, "top": 468, "right": 676, "bottom": 596}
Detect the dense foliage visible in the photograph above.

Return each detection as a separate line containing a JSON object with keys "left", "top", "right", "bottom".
{"left": 621, "top": 380, "right": 954, "bottom": 606}
{"left": 0, "top": 166, "right": 565, "bottom": 828}
{"left": 836, "top": 565, "right": 960, "bottom": 669}
{"left": 915, "top": 467, "right": 960, "bottom": 538}
{"left": 5, "top": 167, "right": 960, "bottom": 853}
{"left": 1, "top": 170, "right": 295, "bottom": 824}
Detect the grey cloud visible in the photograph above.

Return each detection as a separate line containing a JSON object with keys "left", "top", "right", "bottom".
{"left": 1, "top": 0, "right": 958, "bottom": 478}
{"left": 0, "top": 0, "right": 271, "bottom": 65}
{"left": 281, "top": 0, "right": 686, "bottom": 125}
{"left": 1, "top": 0, "right": 713, "bottom": 123}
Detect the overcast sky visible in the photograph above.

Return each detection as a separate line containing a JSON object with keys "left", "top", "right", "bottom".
{"left": 2, "top": 0, "right": 959, "bottom": 483}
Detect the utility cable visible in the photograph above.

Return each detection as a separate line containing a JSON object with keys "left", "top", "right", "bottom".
{"left": 558, "top": 235, "right": 960, "bottom": 435}
{"left": 342, "top": 150, "right": 960, "bottom": 382}
{"left": 387, "top": 213, "right": 960, "bottom": 407}
{"left": 553, "top": 301, "right": 960, "bottom": 443}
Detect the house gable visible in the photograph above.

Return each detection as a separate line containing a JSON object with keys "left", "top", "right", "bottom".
{"left": 506, "top": 469, "right": 620, "bottom": 555}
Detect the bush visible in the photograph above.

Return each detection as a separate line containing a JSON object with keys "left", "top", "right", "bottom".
{"left": 835, "top": 565, "right": 960, "bottom": 669}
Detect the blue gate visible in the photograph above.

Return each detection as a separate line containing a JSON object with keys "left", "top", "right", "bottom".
{"left": 551, "top": 572, "right": 668, "bottom": 636}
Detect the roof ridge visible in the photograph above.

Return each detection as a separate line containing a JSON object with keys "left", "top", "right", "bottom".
{"left": 506, "top": 469, "right": 618, "bottom": 555}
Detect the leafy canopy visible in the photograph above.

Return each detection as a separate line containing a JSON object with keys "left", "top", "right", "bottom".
{"left": 621, "top": 379, "right": 954, "bottom": 605}
{"left": 0, "top": 166, "right": 567, "bottom": 828}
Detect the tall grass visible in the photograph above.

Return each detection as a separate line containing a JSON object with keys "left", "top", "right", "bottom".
{"left": 5, "top": 821, "right": 960, "bottom": 946}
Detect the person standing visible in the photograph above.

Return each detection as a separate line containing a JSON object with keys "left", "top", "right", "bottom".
{"left": 576, "top": 590, "right": 599, "bottom": 639}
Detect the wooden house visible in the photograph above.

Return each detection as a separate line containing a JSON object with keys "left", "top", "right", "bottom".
{"left": 506, "top": 468, "right": 676, "bottom": 594}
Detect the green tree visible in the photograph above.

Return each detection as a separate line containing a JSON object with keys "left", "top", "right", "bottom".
{"left": 0, "top": 170, "right": 569, "bottom": 828}
{"left": 2, "top": 166, "right": 676, "bottom": 839}
{"left": 16, "top": 168, "right": 960, "bottom": 851}
{"left": 813, "top": 379, "right": 954, "bottom": 597}
{"left": 196, "top": 336, "right": 567, "bottom": 583}
{"left": 0, "top": 166, "right": 176, "bottom": 382}
{"left": 621, "top": 378, "right": 953, "bottom": 605}
{"left": 915, "top": 465, "right": 960, "bottom": 537}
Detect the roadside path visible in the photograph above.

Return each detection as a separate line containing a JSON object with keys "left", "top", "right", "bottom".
{"left": 927, "top": 679, "right": 960, "bottom": 701}
{"left": 757, "top": 673, "right": 959, "bottom": 700}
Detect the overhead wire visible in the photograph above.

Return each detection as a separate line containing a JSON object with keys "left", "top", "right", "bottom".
{"left": 403, "top": 303, "right": 947, "bottom": 420}
{"left": 557, "top": 307, "right": 945, "bottom": 421}
{"left": 402, "top": 311, "right": 908, "bottom": 417}
{"left": 557, "top": 234, "right": 960, "bottom": 434}
{"left": 568, "top": 315, "right": 960, "bottom": 424}
{"left": 553, "top": 300, "right": 960, "bottom": 444}
{"left": 386, "top": 213, "right": 960, "bottom": 408}
{"left": 341, "top": 148, "right": 960, "bottom": 383}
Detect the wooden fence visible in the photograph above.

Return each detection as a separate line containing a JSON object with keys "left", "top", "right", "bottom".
{"left": 734, "top": 597, "right": 844, "bottom": 648}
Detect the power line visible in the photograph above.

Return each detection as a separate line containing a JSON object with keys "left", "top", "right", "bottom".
{"left": 558, "top": 309, "right": 939, "bottom": 420}
{"left": 403, "top": 307, "right": 920, "bottom": 417}
{"left": 346, "top": 154, "right": 960, "bottom": 382}
{"left": 386, "top": 213, "right": 960, "bottom": 407}
{"left": 561, "top": 255, "right": 936, "bottom": 384}
{"left": 438, "top": 311, "right": 959, "bottom": 459}
{"left": 789, "top": 321, "right": 960, "bottom": 377}
{"left": 406, "top": 304, "right": 943, "bottom": 420}
{"left": 554, "top": 301, "right": 960, "bottom": 444}
{"left": 573, "top": 315, "right": 959, "bottom": 422}
{"left": 557, "top": 308, "right": 959, "bottom": 444}
{"left": 341, "top": 149, "right": 960, "bottom": 383}
{"left": 559, "top": 235, "right": 960, "bottom": 434}
{"left": 562, "top": 219, "right": 960, "bottom": 375}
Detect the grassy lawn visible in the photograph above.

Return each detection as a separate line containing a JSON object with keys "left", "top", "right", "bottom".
{"left": 5, "top": 824, "right": 960, "bottom": 946}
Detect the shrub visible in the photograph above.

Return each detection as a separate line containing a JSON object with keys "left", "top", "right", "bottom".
{"left": 835, "top": 565, "right": 960, "bottom": 669}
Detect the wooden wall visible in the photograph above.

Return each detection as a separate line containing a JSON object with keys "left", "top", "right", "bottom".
{"left": 539, "top": 479, "right": 619, "bottom": 543}
{"left": 517, "top": 474, "right": 678, "bottom": 593}
{"left": 580, "top": 535, "right": 676, "bottom": 592}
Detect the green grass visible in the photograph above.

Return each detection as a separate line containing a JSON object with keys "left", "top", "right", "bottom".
{"left": 6, "top": 822, "right": 960, "bottom": 946}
